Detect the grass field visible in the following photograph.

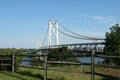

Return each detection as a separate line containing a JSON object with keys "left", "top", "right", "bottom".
{"left": 0, "top": 66, "right": 120, "bottom": 80}
{"left": 0, "top": 71, "right": 40, "bottom": 80}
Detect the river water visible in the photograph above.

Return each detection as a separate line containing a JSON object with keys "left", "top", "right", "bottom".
{"left": 78, "top": 57, "right": 104, "bottom": 64}
{"left": 20, "top": 57, "right": 105, "bottom": 66}
{"left": 20, "top": 57, "right": 33, "bottom": 66}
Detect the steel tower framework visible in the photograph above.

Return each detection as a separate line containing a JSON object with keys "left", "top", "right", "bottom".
{"left": 48, "top": 20, "right": 59, "bottom": 46}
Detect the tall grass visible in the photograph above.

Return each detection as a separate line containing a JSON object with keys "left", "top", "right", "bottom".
{"left": 18, "top": 65, "right": 120, "bottom": 80}
{"left": 0, "top": 64, "right": 119, "bottom": 80}
{"left": 18, "top": 65, "right": 99, "bottom": 80}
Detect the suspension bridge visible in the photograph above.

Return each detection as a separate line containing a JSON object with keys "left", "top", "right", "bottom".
{"left": 1, "top": 20, "right": 120, "bottom": 80}
{"left": 38, "top": 20, "right": 105, "bottom": 53}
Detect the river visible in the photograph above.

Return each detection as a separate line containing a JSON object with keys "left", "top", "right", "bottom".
{"left": 78, "top": 57, "right": 105, "bottom": 64}
{"left": 20, "top": 57, "right": 33, "bottom": 66}
{"left": 20, "top": 57, "right": 105, "bottom": 66}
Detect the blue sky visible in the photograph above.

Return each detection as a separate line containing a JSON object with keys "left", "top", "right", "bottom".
{"left": 0, "top": 0, "right": 120, "bottom": 48}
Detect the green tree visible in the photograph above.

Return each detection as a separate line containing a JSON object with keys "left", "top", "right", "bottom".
{"left": 48, "top": 47, "right": 78, "bottom": 62}
{"left": 0, "top": 48, "right": 27, "bottom": 71}
{"left": 104, "top": 24, "right": 120, "bottom": 65}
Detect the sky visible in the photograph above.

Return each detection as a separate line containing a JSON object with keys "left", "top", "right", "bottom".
{"left": 0, "top": 0, "right": 120, "bottom": 48}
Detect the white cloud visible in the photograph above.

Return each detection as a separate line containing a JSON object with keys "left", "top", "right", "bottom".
{"left": 93, "top": 16, "right": 105, "bottom": 22}
{"left": 82, "top": 14, "right": 119, "bottom": 24}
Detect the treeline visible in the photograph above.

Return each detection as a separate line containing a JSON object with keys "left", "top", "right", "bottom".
{"left": 104, "top": 24, "right": 120, "bottom": 65}
{"left": 0, "top": 48, "right": 28, "bottom": 71}
{"left": 0, "top": 48, "right": 27, "bottom": 55}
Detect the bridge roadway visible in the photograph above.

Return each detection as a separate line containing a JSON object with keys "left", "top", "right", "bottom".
{"left": 39, "top": 42, "right": 105, "bottom": 54}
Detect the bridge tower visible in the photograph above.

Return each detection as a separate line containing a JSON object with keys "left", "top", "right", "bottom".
{"left": 48, "top": 20, "right": 59, "bottom": 46}
{"left": 36, "top": 40, "right": 41, "bottom": 50}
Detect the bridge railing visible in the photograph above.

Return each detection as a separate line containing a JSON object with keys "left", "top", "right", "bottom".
{"left": 0, "top": 50, "right": 120, "bottom": 80}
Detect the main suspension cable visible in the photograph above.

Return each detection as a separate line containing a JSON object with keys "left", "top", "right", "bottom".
{"left": 58, "top": 22, "right": 104, "bottom": 40}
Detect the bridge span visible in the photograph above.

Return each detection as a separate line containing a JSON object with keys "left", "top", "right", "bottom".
{"left": 39, "top": 42, "right": 105, "bottom": 54}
